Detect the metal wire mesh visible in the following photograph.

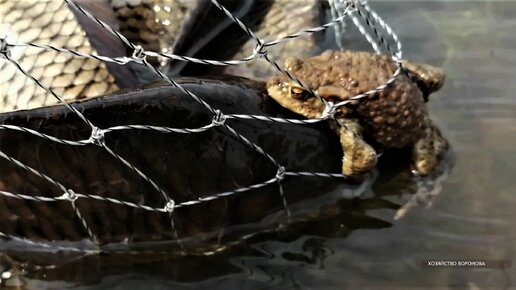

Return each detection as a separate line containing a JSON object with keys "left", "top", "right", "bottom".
{"left": 0, "top": 0, "right": 404, "bottom": 253}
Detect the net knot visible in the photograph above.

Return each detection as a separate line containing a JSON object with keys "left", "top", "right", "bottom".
{"left": 164, "top": 200, "right": 175, "bottom": 213}
{"left": 252, "top": 41, "right": 267, "bottom": 59}
{"left": 0, "top": 38, "right": 11, "bottom": 59}
{"left": 89, "top": 126, "right": 105, "bottom": 146}
{"left": 276, "top": 166, "right": 286, "bottom": 181}
{"left": 212, "top": 110, "right": 226, "bottom": 126}
{"left": 321, "top": 101, "right": 336, "bottom": 120}
{"left": 63, "top": 189, "right": 78, "bottom": 202}
{"left": 131, "top": 45, "right": 146, "bottom": 64}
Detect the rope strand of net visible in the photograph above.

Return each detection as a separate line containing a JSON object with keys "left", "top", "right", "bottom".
{"left": 0, "top": 169, "right": 347, "bottom": 213}
{"left": 0, "top": 150, "right": 98, "bottom": 242}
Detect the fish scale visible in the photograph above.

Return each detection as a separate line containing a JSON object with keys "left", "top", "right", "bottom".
{"left": 226, "top": 0, "right": 324, "bottom": 79}
{"left": 109, "top": 0, "right": 191, "bottom": 66}
{"left": 0, "top": 0, "right": 118, "bottom": 113}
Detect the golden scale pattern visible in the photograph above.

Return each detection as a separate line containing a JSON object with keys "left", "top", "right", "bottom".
{"left": 227, "top": 0, "right": 322, "bottom": 79}
{"left": 109, "top": 0, "right": 189, "bottom": 66}
{"left": 0, "top": 0, "right": 118, "bottom": 113}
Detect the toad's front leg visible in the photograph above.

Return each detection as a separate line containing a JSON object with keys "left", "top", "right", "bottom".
{"left": 338, "top": 119, "right": 378, "bottom": 176}
{"left": 412, "top": 124, "right": 449, "bottom": 175}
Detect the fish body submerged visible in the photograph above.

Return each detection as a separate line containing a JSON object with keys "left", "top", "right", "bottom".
{"left": 0, "top": 0, "right": 354, "bottom": 253}
{"left": 0, "top": 77, "right": 346, "bottom": 252}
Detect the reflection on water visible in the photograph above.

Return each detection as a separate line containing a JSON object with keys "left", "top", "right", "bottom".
{"left": 3, "top": 1, "right": 516, "bottom": 289}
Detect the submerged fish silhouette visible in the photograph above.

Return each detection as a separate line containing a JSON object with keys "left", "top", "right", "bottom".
{"left": 0, "top": 0, "right": 349, "bottom": 257}
{"left": 0, "top": 77, "right": 355, "bottom": 253}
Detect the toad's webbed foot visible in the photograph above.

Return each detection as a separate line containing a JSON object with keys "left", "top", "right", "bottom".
{"left": 338, "top": 120, "right": 377, "bottom": 176}
{"left": 412, "top": 124, "right": 449, "bottom": 175}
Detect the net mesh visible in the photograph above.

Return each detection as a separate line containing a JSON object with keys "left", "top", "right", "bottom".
{"left": 0, "top": 0, "right": 405, "bottom": 254}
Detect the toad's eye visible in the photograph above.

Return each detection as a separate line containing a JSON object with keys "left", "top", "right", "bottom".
{"left": 290, "top": 87, "right": 311, "bottom": 100}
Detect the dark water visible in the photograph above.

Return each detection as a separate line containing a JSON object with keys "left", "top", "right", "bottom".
{"left": 5, "top": 1, "right": 516, "bottom": 289}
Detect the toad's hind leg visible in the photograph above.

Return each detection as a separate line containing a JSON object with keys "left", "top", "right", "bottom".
{"left": 338, "top": 120, "right": 378, "bottom": 176}
{"left": 412, "top": 124, "right": 449, "bottom": 175}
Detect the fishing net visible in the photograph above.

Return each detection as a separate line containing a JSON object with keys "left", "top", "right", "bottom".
{"left": 0, "top": 0, "right": 405, "bottom": 260}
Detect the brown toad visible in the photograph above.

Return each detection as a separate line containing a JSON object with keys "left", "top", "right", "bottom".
{"left": 266, "top": 50, "right": 448, "bottom": 176}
